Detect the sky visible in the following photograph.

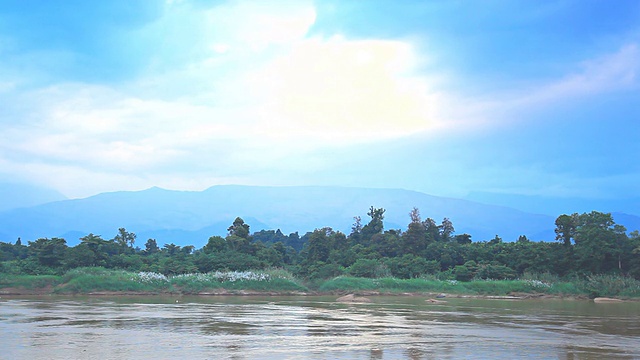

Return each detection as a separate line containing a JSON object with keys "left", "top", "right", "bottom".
{"left": 0, "top": 0, "right": 639, "bottom": 208}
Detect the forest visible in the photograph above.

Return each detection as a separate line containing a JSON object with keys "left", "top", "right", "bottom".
{"left": 1, "top": 207, "right": 639, "bottom": 284}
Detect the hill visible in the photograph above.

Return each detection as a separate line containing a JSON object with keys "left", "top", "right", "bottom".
{"left": 0, "top": 182, "right": 67, "bottom": 212}
{"left": 0, "top": 185, "right": 636, "bottom": 247}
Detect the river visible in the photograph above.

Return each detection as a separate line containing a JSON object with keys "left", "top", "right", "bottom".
{"left": 1, "top": 295, "right": 639, "bottom": 359}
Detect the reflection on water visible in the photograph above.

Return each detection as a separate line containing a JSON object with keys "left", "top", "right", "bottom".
{"left": 1, "top": 296, "right": 639, "bottom": 359}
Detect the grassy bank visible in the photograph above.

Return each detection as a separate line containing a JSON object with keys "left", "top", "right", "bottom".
{"left": 1, "top": 267, "right": 308, "bottom": 295}
{"left": 317, "top": 274, "right": 640, "bottom": 298}
{"left": 317, "top": 276, "right": 581, "bottom": 296}
{"left": 2, "top": 268, "right": 640, "bottom": 298}
{"left": 0, "top": 274, "right": 63, "bottom": 290}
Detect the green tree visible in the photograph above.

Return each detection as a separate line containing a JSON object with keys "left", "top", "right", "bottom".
{"left": 64, "top": 243, "right": 97, "bottom": 268}
{"left": 455, "top": 234, "right": 472, "bottom": 245}
{"left": 423, "top": 218, "right": 440, "bottom": 243}
{"left": 305, "top": 228, "right": 333, "bottom": 263}
{"left": 203, "top": 236, "right": 226, "bottom": 254}
{"left": 386, "top": 254, "right": 439, "bottom": 278}
{"left": 454, "top": 264, "right": 473, "bottom": 281}
{"left": 349, "top": 216, "right": 363, "bottom": 245}
{"left": 348, "top": 258, "right": 389, "bottom": 278}
{"left": 257, "top": 246, "right": 284, "bottom": 267}
{"left": 228, "top": 217, "right": 250, "bottom": 239}
{"left": 555, "top": 214, "right": 577, "bottom": 246}
{"left": 144, "top": 239, "right": 160, "bottom": 255}
{"left": 28, "top": 237, "right": 67, "bottom": 268}
{"left": 113, "top": 227, "right": 136, "bottom": 251}
{"left": 402, "top": 207, "right": 427, "bottom": 256}
{"left": 226, "top": 235, "right": 253, "bottom": 254}
{"left": 162, "top": 243, "right": 181, "bottom": 256}
{"left": 371, "top": 231, "right": 401, "bottom": 258}
{"left": 361, "top": 207, "right": 385, "bottom": 243}
{"left": 574, "top": 211, "right": 626, "bottom": 274}
{"left": 80, "top": 233, "right": 119, "bottom": 267}
{"left": 628, "top": 230, "right": 640, "bottom": 277}
{"left": 439, "top": 217, "right": 455, "bottom": 242}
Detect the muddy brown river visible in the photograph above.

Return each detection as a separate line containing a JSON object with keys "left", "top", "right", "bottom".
{"left": 1, "top": 296, "right": 639, "bottom": 359}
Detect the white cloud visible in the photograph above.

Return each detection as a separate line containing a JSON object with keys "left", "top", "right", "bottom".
{"left": 2, "top": 0, "right": 638, "bottom": 198}
{"left": 0, "top": 1, "right": 443, "bottom": 186}
{"left": 243, "top": 36, "right": 444, "bottom": 142}
{"left": 201, "top": 1, "right": 317, "bottom": 51}
{"left": 523, "top": 44, "right": 639, "bottom": 104}
{"left": 437, "top": 43, "right": 640, "bottom": 134}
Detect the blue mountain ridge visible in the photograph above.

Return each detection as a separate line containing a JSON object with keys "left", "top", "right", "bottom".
{"left": 0, "top": 185, "right": 637, "bottom": 247}
{"left": 0, "top": 181, "right": 67, "bottom": 212}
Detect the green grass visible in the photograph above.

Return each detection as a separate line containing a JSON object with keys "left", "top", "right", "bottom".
{"left": 2, "top": 268, "right": 639, "bottom": 298}
{"left": 578, "top": 274, "right": 640, "bottom": 298}
{"left": 0, "top": 274, "right": 62, "bottom": 289}
{"left": 167, "top": 270, "right": 308, "bottom": 294}
{"left": 317, "top": 276, "right": 463, "bottom": 293}
{"left": 50, "top": 268, "right": 308, "bottom": 294}
{"left": 316, "top": 276, "right": 594, "bottom": 296}
{"left": 55, "top": 267, "right": 169, "bottom": 294}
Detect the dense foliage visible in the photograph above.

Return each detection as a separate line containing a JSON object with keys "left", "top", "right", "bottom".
{"left": 1, "top": 210, "right": 639, "bottom": 285}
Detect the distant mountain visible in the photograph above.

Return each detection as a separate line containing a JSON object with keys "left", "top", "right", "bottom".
{"left": 0, "top": 182, "right": 67, "bottom": 212}
{"left": 0, "top": 185, "right": 636, "bottom": 247}
{"left": 612, "top": 212, "right": 640, "bottom": 234}
{"left": 464, "top": 191, "right": 640, "bottom": 217}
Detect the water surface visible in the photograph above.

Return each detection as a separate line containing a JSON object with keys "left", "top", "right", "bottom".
{"left": 1, "top": 296, "right": 639, "bottom": 359}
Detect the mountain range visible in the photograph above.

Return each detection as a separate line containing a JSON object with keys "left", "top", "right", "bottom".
{"left": 0, "top": 185, "right": 638, "bottom": 247}
{"left": 0, "top": 182, "right": 67, "bottom": 212}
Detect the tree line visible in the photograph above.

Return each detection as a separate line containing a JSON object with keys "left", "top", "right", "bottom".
{"left": 1, "top": 207, "right": 639, "bottom": 281}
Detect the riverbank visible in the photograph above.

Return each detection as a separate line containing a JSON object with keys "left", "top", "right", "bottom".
{"left": 2, "top": 268, "right": 639, "bottom": 300}
{"left": 0, "top": 287, "right": 591, "bottom": 301}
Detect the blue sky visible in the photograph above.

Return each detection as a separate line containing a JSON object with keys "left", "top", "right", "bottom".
{"left": 0, "top": 0, "right": 638, "bottom": 210}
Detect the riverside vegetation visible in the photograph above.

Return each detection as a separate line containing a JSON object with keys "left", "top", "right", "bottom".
{"left": 1, "top": 208, "right": 640, "bottom": 298}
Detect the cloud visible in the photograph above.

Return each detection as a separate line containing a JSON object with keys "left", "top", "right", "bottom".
{"left": 1, "top": 0, "right": 638, "bottom": 199}
{"left": 0, "top": 0, "right": 452, "bottom": 198}
{"left": 243, "top": 36, "right": 444, "bottom": 142}
{"left": 437, "top": 43, "right": 640, "bottom": 134}
{"left": 523, "top": 44, "right": 640, "bottom": 104}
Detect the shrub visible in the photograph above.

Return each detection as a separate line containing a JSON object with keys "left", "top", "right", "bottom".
{"left": 348, "top": 259, "right": 390, "bottom": 278}
{"left": 385, "top": 255, "right": 440, "bottom": 279}
{"left": 580, "top": 274, "right": 640, "bottom": 298}
{"left": 454, "top": 265, "right": 473, "bottom": 282}
{"left": 475, "top": 264, "right": 517, "bottom": 280}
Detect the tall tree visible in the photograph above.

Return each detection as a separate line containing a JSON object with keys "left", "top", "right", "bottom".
{"left": 555, "top": 214, "right": 577, "bottom": 246}
{"left": 80, "top": 233, "right": 113, "bottom": 265}
{"left": 305, "top": 228, "right": 332, "bottom": 263}
{"left": 28, "top": 237, "right": 67, "bottom": 267}
{"left": 574, "top": 211, "right": 626, "bottom": 273}
{"left": 349, "top": 216, "right": 363, "bottom": 245}
{"left": 361, "top": 207, "right": 385, "bottom": 242}
{"left": 423, "top": 218, "right": 440, "bottom": 243}
{"left": 409, "top": 207, "right": 421, "bottom": 224}
{"left": 114, "top": 228, "right": 136, "bottom": 250}
{"left": 439, "top": 218, "right": 455, "bottom": 242}
{"left": 403, "top": 208, "right": 427, "bottom": 256}
{"left": 228, "top": 217, "right": 250, "bottom": 239}
{"left": 144, "top": 239, "right": 160, "bottom": 255}
{"left": 203, "top": 236, "right": 226, "bottom": 254}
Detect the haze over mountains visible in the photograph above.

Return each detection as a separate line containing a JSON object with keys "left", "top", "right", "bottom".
{"left": 465, "top": 191, "right": 640, "bottom": 218}
{"left": 0, "top": 182, "right": 67, "bottom": 212}
{"left": 0, "top": 185, "right": 638, "bottom": 247}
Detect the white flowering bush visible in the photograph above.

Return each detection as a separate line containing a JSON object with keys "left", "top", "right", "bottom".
{"left": 135, "top": 271, "right": 169, "bottom": 283}
{"left": 131, "top": 271, "right": 276, "bottom": 285}
{"left": 523, "top": 279, "right": 551, "bottom": 288}
{"left": 213, "top": 271, "right": 271, "bottom": 282}
{"left": 171, "top": 271, "right": 272, "bottom": 283}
